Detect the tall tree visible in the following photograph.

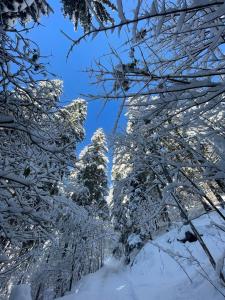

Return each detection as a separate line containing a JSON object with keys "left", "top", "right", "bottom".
{"left": 73, "top": 128, "right": 109, "bottom": 220}
{"left": 112, "top": 97, "right": 172, "bottom": 261}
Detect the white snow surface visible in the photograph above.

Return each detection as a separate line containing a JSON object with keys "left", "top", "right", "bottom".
{"left": 58, "top": 210, "right": 225, "bottom": 300}
{"left": 9, "top": 284, "right": 32, "bottom": 300}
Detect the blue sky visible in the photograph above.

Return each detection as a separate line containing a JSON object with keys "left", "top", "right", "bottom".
{"left": 27, "top": 0, "right": 126, "bottom": 157}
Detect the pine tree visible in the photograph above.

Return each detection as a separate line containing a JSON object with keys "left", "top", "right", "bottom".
{"left": 74, "top": 128, "right": 109, "bottom": 220}
{"left": 61, "top": 0, "right": 116, "bottom": 33}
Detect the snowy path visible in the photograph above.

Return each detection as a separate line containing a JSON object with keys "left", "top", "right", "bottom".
{"left": 60, "top": 259, "right": 140, "bottom": 300}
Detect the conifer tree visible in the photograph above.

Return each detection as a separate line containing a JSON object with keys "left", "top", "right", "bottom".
{"left": 111, "top": 97, "right": 172, "bottom": 260}
{"left": 61, "top": 0, "right": 116, "bottom": 33}
{"left": 75, "top": 128, "right": 109, "bottom": 220}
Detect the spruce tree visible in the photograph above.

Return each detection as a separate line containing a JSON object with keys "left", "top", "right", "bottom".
{"left": 61, "top": 0, "right": 116, "bottom": 32}
{"left": 75, "top": 128, "right": 109, "bottom": 220}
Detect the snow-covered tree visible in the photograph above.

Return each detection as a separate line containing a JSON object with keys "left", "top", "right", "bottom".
{"left": 111, "top": 89, "right": 225, "bottom": 264}
{"left": 30, "top": 199, "right": 109, "bottom": 299}
{"left": 112, "top": 98, "right": 173, "bottom": 261}
{"left": 0, "top": 80, "right": 87, "bottom": 296}
{"left": 73, "top": 128, "right": 109, "bottom": 220}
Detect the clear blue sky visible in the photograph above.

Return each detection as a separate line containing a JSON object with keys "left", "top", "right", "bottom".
{"left": 27, "top": 0, "right": 126, "bottom": 156}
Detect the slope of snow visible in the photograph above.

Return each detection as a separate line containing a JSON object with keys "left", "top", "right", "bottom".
{"left": 58, "top": 210, "right": 225, "bottom": 300}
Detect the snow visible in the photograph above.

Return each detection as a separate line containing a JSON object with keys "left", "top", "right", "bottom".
{"left": 58, "top": 210, "right": 225, "bottom": 300}
{"left": 127, "top": 233, "right": 142, "bottom": 246}
{"left": 9, "top": 284, "right": 32, "bottom": 300}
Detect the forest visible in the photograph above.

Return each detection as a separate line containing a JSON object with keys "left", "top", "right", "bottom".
{"left": 1, "top": 1, "right": 225, "bottom": 299}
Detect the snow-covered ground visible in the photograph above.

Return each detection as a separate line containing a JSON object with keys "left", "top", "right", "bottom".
{"left": 9, "top": 284, "right": 32, "bottom": 300}
{"left": 58, "top": 210, "right": 225, "bottom": 300}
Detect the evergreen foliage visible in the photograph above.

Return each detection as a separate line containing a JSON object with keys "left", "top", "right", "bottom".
{"left": 73, "top": 128, "right": 109, "bottom": 220}
{"left": 61, "top": 0, "right": 116, "bottom": 32}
